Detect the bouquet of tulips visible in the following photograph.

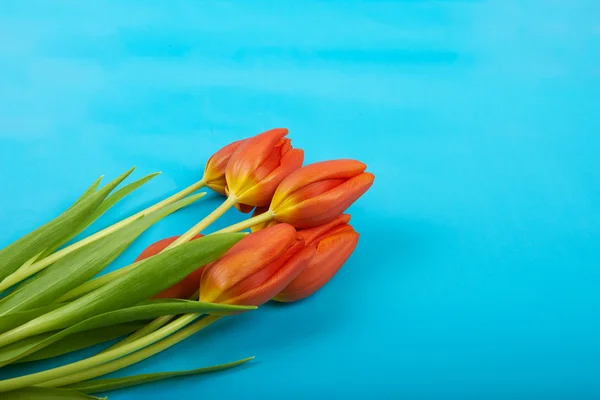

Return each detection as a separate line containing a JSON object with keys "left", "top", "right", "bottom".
{"left": 0, "top": 129, "right": 374, "bottom": 398}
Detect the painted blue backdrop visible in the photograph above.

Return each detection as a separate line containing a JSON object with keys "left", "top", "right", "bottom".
{"left": 1, "top": 1, "right": 599, "bottom": 399}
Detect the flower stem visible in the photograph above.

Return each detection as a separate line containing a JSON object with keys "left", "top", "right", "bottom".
{"left": 0, "top": 179, "right": 208, "bottom": 292}
{"left": 102, "top": 291, "right": 199, "bottom": 353}
{"left": 166, "top": 195, "right": 237, "bottom": 249}
{"left": 214, "top": 210, "right": 275, "bottom": 234}
{"left": 41, "top": 316, "right": 222, "bottom": 389}
{"left": 0, "top": 314, "right": 202, "bottom": 392}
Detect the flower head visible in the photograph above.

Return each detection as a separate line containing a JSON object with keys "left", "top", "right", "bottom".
{"left": 226, "top": 129, "right": 304, "bottom": 212}
{"left": 269, "top": 160, "right": 374, "bottom": 228}
{"left": 200, "top": 224, "right": 314, "bottom": 306}
{"left": 274, "top": 215, "right": 359, "bottom": 302}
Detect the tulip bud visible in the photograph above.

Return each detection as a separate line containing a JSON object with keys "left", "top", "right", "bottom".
{"left": 269, "top": 160, "right": 374, "bottom": 228}
{"left": 203, "top": 139, "right": 246, "bottom": 195}
{"left": 199, "top": 224, "right": 315, "bottom": 307}
{"left": 225, "top": 129, "right": 304, "bottom": 212}
{"left": 135, "top": 235, "right": 205, "bottom": 300}
{"left": 274, "top": 215, "right": 359, "bottom": 302}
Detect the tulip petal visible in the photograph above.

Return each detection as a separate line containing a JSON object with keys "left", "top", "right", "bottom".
{"left": 199, "top": 224, "right": 297, "bottom": 302}
{"left": 216, "top": 238, "right": 305, "bottom": 303}
{"left": 238, "top": 148, "right": 304, "bottom": 207}
{"left": 297, "top": 214, "right": 351, "bottom": 245}
{"left": 225, "top": 246, "right": 316, "bottom": 306}
{"left": 271, "top": 160, "right": 367, "bottom": 210}
{"left": 275, "top": 172, "right": 374, "bottom": 228}
{"left": 275, "top": 228, "right": 359, "bottom": 302}
{"left": 204, "top": 139, "right": 246, "bottom": 186}
{"left": 274, "top": 178, "right": 345, "bottom": 212}
{"left": 252, "top": 138, "right": 291, "bottom": 181}
{"left": 226, "top": 128, "right": 288, "bottom": 196}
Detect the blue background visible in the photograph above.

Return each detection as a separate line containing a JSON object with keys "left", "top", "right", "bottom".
{"left": 1, "top": 1, "right": 599, "bottom": 399}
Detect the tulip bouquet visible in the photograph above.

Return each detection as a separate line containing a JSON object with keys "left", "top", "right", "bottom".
{"left": 0, "top": 129, "right": 374, "bottom": 398}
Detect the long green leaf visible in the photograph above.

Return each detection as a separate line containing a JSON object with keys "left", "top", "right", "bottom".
{"left": 3, "top": 173, "right": 156, "bottom": 299}
{"left": 5, "top": 233, "right": 245, "bottom": 342}
{"left": 0, "top": 194, "right": 204, "bottom": 317}
{"left": 0, "top": 168, "right": 135, "bottom": 282}
{"left": 58, "top": 172, "right": 161, "bottom": 249}
{"left": 64, "top": 357, "right": 254, "bottom": 394}
{"left": 3, "top": 387, "right": 105, "bottom": 399}
{"left": 0, "top": 304, "right": 64, "bottom": 334}
{"left": 0, "top": 300, "right": 252, "bottom": 366}
{"left": 0, "top": 177, "right": 103, "bottom": 300}
{"left": 18, "top": 323, "right": 147, "bottom": 363}
{"left": 69, "top": 176, "right": 104, "bottom": 209}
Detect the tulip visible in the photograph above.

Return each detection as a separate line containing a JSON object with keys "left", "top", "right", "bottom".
{"left": 269, "top": 160, "right": 374, "bottom": 228}
{"left": 200, "top": 224, "right": 315, "bottom": 306}
{"left": 226, "top": 128, "right": 304, "bottom": 212}
{"left": 274, "top": 215, "right": 358, "bottom": 302}
{"left": 134, "top": 235, "right": 205, "bottom": 300}
{"left": 203, "top": 139, "right": 247, "bottom": 196}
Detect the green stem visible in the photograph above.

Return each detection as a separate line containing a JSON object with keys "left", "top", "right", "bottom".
{"left": 213, "top": 210, "right": 275, "bottom": 234}
{"left": 0, "top": 180, "right": 208, "bottom": 292}
{"left": 102, "top": 291, "right": 199, "bottom": 353}
{"left": 0, "top": 314, "right": 202, "bottom": 392}
{"left": 166, "top": 195, "right": 237, "bottom": 249}
{"left": 42, "top": 316, "right": 222, "bottom": 388}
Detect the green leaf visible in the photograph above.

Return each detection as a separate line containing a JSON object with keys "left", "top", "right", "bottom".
{"left": 0, "top": 304, "right": 64, "bottom": 334}
{"left": 64, "top": 357, "right": 254, "bottom": 394}
{"left": 7, "top": 175, "right": 104, "bottom": 283}
{"left": 0, "top": 193, "right": 204, "bottom": 317}
{"left": 59, "top": 172, "right": 161, "bottom": 249}
{"left": 7, "top": 233, "right": 245, "bottom": 341}
{"left": 17, "top": 323, "right": 147, "bottom": 363}
{"left": 0, "top": 168, "right": 135, "bottom": 282}
{"left": 3, "top": 387, "right": 105, "bottom": 399}
{"left": 69, "top": 176, "right": 104, "bottom": 209}
{"left": 0, "top": 300, "right": 253, "bottom": 366}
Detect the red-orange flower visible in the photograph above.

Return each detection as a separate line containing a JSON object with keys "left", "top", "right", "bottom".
{"left": 203, "top": 139, "right": 246, "bottom": 195}
{"left": 274, "top": 215, "right": 359, "bottom": 302}
{"left": 268, "top": 160, "right": 374, "bottom": 228}
{"left": 225, "top": 128, "right": 304, "bottom": 212}
{"left": 135, "top": 235, "right": 205, "bottom": 300}
{"left": 199, "top": 224, "right": 315, "bottom": 306}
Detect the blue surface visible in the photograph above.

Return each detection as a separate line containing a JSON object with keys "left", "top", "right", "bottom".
{"left": 1, "top": 1, "right": 599, "bottom": 399}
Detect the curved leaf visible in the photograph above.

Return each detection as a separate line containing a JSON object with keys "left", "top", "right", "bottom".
{"left": 0, "top": 299, "right": 253, "bottom": 366}
{"left": 0, "top": 168, "right": 135, "bottom": 282}
{"left": 63, "top": 357, "right": 254, "bottom": 394}
{"left": 3, "top": 387, "right": 104, "bottom": 399}
{"left": 0, "top": 194, "right": 204, "bottom": 317}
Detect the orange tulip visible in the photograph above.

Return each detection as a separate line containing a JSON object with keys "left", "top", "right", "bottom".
{"left": 199, "top": 224, "right": 315, "bottom": 307}
{"left": 268, "top": 160, "right": 374, "bottom": 228}
{"left": 274, "top": 215, "right": 358, "bottom": 302}
{"left": 135, "top": 235, "right": 205, "bottom": 300}
{"left": 203, "top": 139, "right": 247, "bottom": 195}
{"left": 225, "top": 128, "right": 304, "bottom": 212}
